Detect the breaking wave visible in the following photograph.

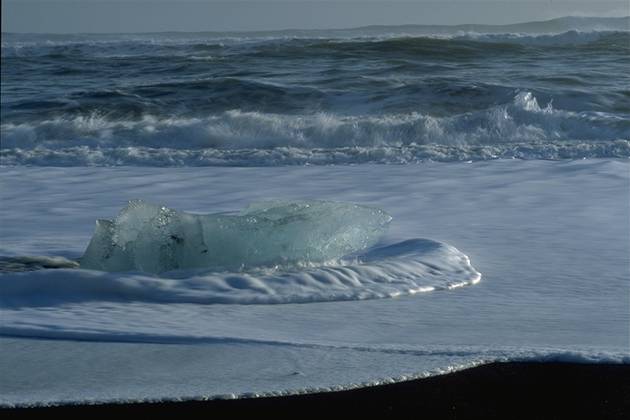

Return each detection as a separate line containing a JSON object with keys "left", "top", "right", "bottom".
{"left": 2, "top": 92, "right": 628, "bottom": 166}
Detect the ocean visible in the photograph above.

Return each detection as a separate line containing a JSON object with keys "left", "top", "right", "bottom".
{"left": 1, "top": 16, "right": 629, "bottom": 406}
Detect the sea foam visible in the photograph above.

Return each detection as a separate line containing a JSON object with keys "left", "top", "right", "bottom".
{"left": 2, "top": 91, "right": 628, "bottom": 167}
{"left": 0, "top": 199, "right": 484, "bottom": 307}
{"left": 1, "top": 238, "right": 480, "bottom": 306}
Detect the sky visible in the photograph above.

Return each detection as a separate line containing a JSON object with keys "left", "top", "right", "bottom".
{"left": 2, "top": 1, "right": 629, "bottom": 33}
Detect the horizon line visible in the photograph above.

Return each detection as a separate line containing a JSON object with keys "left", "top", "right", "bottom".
{"left": 2, "top": 15, "right": 629, "bottom": 36}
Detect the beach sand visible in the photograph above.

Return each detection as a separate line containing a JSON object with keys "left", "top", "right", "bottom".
{"left": 3, "top": 362, "right": 629, "bottom": 418}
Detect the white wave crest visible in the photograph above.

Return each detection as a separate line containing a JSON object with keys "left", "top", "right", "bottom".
{"left": 1, "top": 93, "right": 627, "bottom": 157}
{"left": 453, "top": 29, "right": 622, "bottom": 45}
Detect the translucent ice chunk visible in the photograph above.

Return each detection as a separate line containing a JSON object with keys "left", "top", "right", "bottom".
{"left": 80, "top": 200, "right": 392, "bottom": 274}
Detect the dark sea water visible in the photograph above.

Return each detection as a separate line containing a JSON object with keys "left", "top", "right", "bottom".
{"left": 1, "top": 16, "right": 629, "bottom": 165}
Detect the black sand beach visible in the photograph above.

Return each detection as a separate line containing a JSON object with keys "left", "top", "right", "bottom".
{"left": 3, "top": 362, "right": 629, "bottom": 418}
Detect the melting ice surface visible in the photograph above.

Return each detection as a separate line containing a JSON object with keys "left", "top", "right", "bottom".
{"left": 80, "top": 200, "right": 392, "bottom": 274}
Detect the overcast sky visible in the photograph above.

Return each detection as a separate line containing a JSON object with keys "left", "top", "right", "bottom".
{"left": 2, "top": 1, "right": 628, "bottom": 33}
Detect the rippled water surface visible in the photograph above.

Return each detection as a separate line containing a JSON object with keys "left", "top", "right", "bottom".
{"left": 2, "top": 16, "right": 629, "bottom": 165}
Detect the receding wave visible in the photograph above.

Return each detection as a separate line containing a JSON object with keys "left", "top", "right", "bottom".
{"left": 0, "top": 338, "right": 626, "bottom": 409}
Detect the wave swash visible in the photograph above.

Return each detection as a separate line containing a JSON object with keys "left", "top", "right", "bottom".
{"left": 0, "top": 200, "right": 481, "bottom": 306}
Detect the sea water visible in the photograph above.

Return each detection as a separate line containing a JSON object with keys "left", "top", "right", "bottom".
{"left": 0, "top": 16, "right": 629, "bottom": 406}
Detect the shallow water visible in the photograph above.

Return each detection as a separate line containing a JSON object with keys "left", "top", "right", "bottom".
{"left": 1, "top": 160, "right": 628, "bottom": 405}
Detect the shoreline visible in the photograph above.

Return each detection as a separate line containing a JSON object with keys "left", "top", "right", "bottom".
{"left": 3, "top": 362, "right": 629, "bottom": 418}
